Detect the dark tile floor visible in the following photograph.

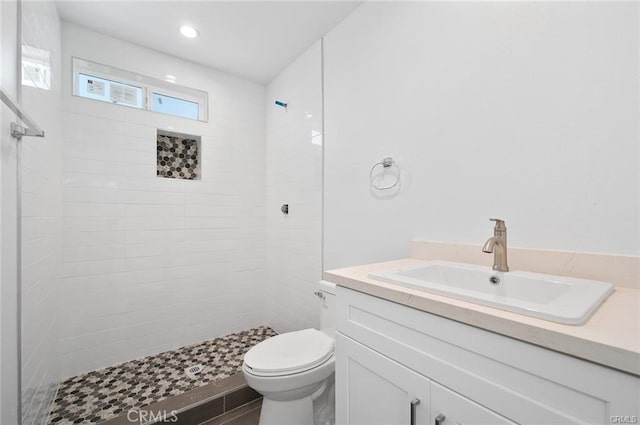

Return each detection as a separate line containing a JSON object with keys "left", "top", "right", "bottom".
{"left": 47, "top": 326, "right": 276, "bottom": 425}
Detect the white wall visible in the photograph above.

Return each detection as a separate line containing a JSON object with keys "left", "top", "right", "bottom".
{"left": 1, "top": 2, "right": 21, "bottom": 423}
{"left": 20, "top": 3, "right": 64, "bottom": 424}
{"left": 266, "top": 41, "right": 322, "bottom": 333}
{"left": 323, "top": 2, "right": 639, "bottom": 269}
{"left": 59, "top": 23, "right": 267, "bottom": 377}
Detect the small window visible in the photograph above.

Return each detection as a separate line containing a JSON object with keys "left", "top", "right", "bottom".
{"left": 77, "top": 74, "right": 144, "bottom": 108}
{"left": 152, "top": 92, "right": 199, "bottom": 120}
{"left": 72, "top": 58, "right": 208, "bottom": 121}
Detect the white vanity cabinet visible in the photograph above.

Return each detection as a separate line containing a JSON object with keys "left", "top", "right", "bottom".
{"left": 337, "top": 333, "right": 516, "bottom": 425}
{"left": 335, "top": 286, "right": 640, "bottom": 425}
{"left": 336, "top": 333, "right": 430, "bottom": 425}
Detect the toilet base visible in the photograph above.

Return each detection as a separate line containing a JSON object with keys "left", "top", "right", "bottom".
{"left": 259, "top": 396, "right": 314, "bottom": 425}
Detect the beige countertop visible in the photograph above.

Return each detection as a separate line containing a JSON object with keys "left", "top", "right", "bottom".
{"left": 324, "top": 258, "right": 640, "bottom": 376}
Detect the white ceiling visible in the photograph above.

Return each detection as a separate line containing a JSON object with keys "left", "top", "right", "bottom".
{"left": 56, "top": 1, "right": 361, "bottom": 84}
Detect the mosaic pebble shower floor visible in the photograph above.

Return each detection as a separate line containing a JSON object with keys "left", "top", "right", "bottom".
{"left": 47, "top": 326, "right": 277, "bottom": 424}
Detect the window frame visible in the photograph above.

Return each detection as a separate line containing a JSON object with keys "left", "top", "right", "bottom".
{"left": 72, "top": 57, "right": 209, "bottom": 122}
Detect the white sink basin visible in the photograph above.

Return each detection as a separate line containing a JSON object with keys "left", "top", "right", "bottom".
{"left": 368, "top": 261, "right": 614, "bottom": 325}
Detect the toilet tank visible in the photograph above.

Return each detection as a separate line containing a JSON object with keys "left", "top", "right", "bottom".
{"left": 318, "top": 280, "right": 336, "bottom": 339}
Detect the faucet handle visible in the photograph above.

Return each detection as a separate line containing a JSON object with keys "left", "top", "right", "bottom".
{"left": 489, "top": 218, "right": 506, "bottom": 230}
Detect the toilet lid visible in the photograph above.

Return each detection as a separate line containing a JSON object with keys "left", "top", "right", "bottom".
{"left": 244, "top": 328, "right": 334, "bottom": 375}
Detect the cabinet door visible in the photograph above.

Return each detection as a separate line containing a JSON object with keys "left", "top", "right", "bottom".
{"left": 430, "top": 381, "right": 516, "bottom": 425}
{"left": 336, "top": 332, "right": 430, "bottom": 425}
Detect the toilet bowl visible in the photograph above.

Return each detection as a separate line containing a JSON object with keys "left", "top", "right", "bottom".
{"left": 242, "top": 281, "right": 336, "bottom": 425}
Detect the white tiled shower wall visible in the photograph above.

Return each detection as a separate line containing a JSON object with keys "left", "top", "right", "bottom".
{"left": 20, "top": 3, "right": 64, "bottom": 425}
{"left": 59, "top": 23, "right": 268, "bottom": 377}
{"left": 266, "top": 41, "right": 322, "bottom": 333}
{"left": 323, "top": 2, "right": 639, "bottom": 269}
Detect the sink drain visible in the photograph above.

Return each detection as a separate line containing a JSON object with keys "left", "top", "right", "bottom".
{"left": 489, "top": 275, "right": 500, "bottom": 285}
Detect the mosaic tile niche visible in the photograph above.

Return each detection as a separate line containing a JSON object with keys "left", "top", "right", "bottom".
{"left": 157, "top": 130, "right": 200, "bottom": 180}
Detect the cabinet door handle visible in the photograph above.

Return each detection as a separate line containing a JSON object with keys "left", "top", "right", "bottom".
{"left": 410, "top": 398, "right": 420, "bottom": 425}
{"left": 435, "top": 413, "right": 446, "bottom": 425}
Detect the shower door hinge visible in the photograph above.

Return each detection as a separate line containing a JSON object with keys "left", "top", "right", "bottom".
{"left": 2, "top": 89, "right": 45, "bottom": 139}
{"left": 11, "top": 122, "right": 44, "bottom": 139}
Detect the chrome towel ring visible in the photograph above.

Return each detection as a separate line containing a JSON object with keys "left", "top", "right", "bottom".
{"left": 369, "top": 157, "right": 400, "bottom": 190}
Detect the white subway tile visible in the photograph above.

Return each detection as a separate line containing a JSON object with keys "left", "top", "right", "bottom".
{"left": 54, "top": 22, "right": 270, "bottom": 379}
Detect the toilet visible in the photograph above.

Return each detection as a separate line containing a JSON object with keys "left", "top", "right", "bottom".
{"left": 242, "top": 281, "right": 336, "bottom": 425}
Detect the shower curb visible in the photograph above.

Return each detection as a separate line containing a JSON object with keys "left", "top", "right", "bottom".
{"left": 101, "top": 373, "right": 260, "bottom": 425}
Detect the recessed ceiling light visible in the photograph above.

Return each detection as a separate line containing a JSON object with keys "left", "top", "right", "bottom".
{"left": 180, "top": 25, "right": 199, "bottom": 39}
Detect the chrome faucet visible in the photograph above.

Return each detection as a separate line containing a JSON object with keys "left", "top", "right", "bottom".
{"left": 482, "top": 218, "right": 509, "bottom": 272}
